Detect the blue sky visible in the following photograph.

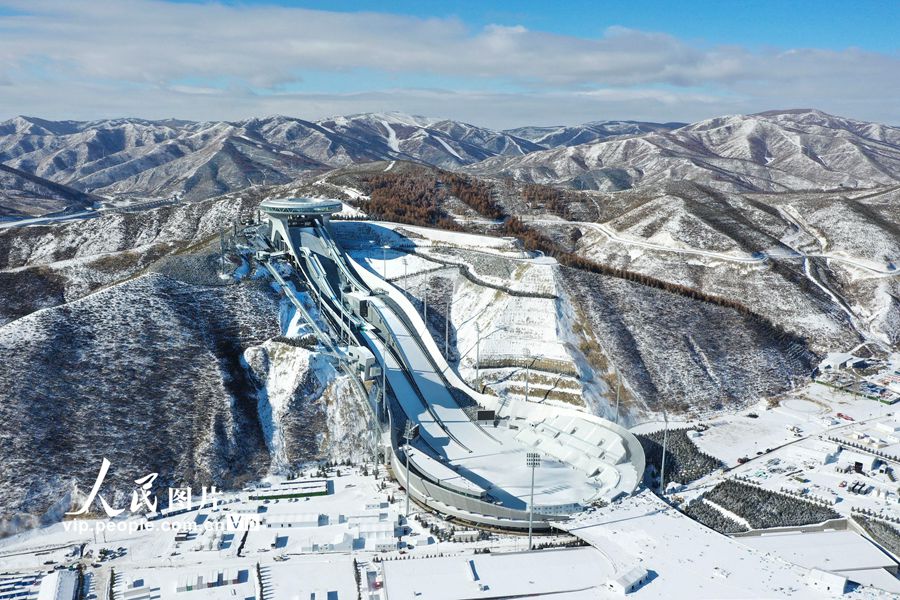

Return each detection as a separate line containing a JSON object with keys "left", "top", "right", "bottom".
{"left": 0, "top": 0, "right": 898, "bottom": 127}
{"left": 199, "top": 0, "right": 898, "bottom": 52}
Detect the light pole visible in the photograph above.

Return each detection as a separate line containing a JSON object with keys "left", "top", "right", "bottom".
{"left": 381, "top": 244, "right": 390, "bottom": 279}
{"left": 381, "top": 344, "right": 388, "bottom": 415}
{"left": 659, "top": 407, "right": 669, "bottom": 495}
{"left": 526, "top": 452, "right": 540, "bottom": 550}
{"left": 475, "top": 322, "right": 481, "bottom": 387}
{"left": 404, "top": 422, "right": 418, "bottom": 519}
{"left": 615, "top": 365, "right": 621, "bottom": 425}
{"left": 444, "top": 297, "right": 450, "bottom": 358}
{"left": 422, "top": 276, "right": 428, "bottom": 322}
{"left": 656, "top": 372, "right": 673, "bottom": 497}
{"left": 371, "top": 415, "right": 378, "bottom": 475}
{"left": 458, "top": 324, "right": 505, "bottom": 390}
{"left": 524, "top": 349, "right": 530, "bottom": 403}
{"left": 339, "top": 284, "right": 346, "bottom": 343}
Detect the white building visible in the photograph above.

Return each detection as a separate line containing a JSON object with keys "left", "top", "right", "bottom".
{"left": 606, "top": 566, "right": 649, "bottom": 595}
{"left": 301, "top": 532, "right": 354, "bottom": 553}
{"left": 175, "top": 569, "right": 244, "bottom": 593}
{"left": 344, "top": 510, "right": 395, "bottom": 527}
{"left": 821, "top": 443, "right": 842, "bottom": 465}
{"left": 36, "top": 572, "right": 77, "bottom": 600}
{"left": 819, "top": 353, "right": 856, "bottom": 372}
{"left": 265, "top": 513, "right": 321, "bottom": 528}
{"left": 452, "top": 530, "right": 479, "bottom": 543}
{"left": 836, "top": 449, "right": 878, "bottom": 473}
{"left": 876, "top": 420, "right": 900, "bottom": 434}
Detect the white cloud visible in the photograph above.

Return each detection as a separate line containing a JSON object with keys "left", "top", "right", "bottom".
{"left": 0, "top": 0, "right": 897, "bottom": 126}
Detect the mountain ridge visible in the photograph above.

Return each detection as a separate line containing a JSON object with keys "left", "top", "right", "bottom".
{"left": 1, "top": 108, "right": 899, "bottom": 215}
{"left": 466, "top": 108, "right": 900, "bottom": 193}
{"left": 0, "top": 162, "right": 100, "bottom": 219}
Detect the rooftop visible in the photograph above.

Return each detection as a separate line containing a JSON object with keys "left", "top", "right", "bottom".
{"left": 382, "top": 547, "right": 613, "bottom": 600}
{"left": 560, "top": 491, "right": 832, "bottom": 599}
{"left": 736, "top": 530, "right": 897, "bottom": 572}
{"left": 259, "top": 197, "right": 343, "bottom": 216}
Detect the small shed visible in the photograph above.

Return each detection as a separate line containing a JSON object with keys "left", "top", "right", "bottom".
{"left": 265, "top": 513, "right": 321, "bottom": 528}
{"left": 606, "top": 566, "right": 649, "bottom": 595}
{"left": 347, "top": 345, "right": 377, "bottom": 380}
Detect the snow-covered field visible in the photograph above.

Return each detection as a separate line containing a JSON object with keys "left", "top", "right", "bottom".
{"left": 684, "top": 383, "right": 899, "bottom": 469}
{"left": 6, "top": 461, "right": 896, "bottom": 599}
{"left": 559, "top": 490, "right": 895, "bottom": 598}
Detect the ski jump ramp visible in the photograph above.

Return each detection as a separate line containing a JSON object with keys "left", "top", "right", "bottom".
{"left": 259, "top": 197, "right": 644, "bottom": 530}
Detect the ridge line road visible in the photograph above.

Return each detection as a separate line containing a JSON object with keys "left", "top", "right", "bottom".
{"left": 524, "top": 218, "right": 897, "bottom": 276}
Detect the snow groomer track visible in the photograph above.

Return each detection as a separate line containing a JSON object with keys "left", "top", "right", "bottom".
{"left": 257, "top": 197, "right": 645, "bottom": 530}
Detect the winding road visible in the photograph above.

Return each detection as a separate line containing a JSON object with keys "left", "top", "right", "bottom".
{"left": 526, "top": 218, "right": 897, "bottom": 276}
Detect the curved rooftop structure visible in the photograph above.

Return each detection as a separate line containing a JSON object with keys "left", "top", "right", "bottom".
{"left": 259, "top": 197, "right": 343, "bottom": 217}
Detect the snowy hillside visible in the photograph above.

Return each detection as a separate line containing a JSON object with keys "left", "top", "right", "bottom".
{"left": 0, "top": 187, "right": 263, "bottom": 324}
{"left": 0, "top": 243, "right": 370, "bottom": 532}
{"left": 467, "top": 109, "right": 900, "bottom": 192}
{"left": 4, "top": 108, "right": 897, "bottom": 213}
{"left": 0, "top": 112, "right": 540, "bottom": 204}
{"left": 333, "top": 221, "right": 814, "bottom": 422}
{"left": 317, "top": 112, "right": 542, "bottom": 167}
{"left": 0, "top": 271, "right": 278, "bottom": 530}
{"left": 555, "top": 182, "right": 900, "bottom": 350}
{"left": 504, "top": 120, "right": 683, "bottom": 147}
{"left": 276, "top": 158, "right": 898, "bottom": 358}
{"left": 0, "top": 163, "right": 98, "bottom": 219}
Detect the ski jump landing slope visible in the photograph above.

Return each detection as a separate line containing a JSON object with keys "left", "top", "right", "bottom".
{"left": 268, "top": 212, "right": 644, "bottom": 528}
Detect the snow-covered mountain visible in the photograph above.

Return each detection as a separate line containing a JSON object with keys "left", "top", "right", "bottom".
{"left": 317, "top": 112, "right": 542, "bottom": 166}
{"left": 504, "top": 120, "right": 683, "bottom": 147}
{"left": 2, "top": 149, "right": 898, "bottom": 528}
{"left": 0, "top": 162, "right": 99, "bottom": 219}
{"left": 468, "top": 109, "right": 900, "bottom": 192}
{"left": 2, "top": 109, "right": 898, "bottom": 209}
{"left": 0, "top": 112, "right": 540, "bottom": 203}
{"left": 0, "top": 116, "right": 328, "bottom": 202}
